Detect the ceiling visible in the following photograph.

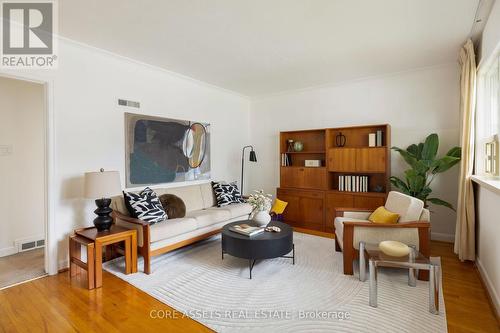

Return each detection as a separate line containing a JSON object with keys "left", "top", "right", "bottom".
{"left": 60, "top": 0, "right": 482, "bottom": 97}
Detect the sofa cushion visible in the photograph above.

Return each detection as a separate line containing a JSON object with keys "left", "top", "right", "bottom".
{"left": 208, "top": 203, "right": 252, "bottom": 219}
{"left": 200, "top": 182, "right": 216, "bottom": 208}
{"left": 385, "top": 191, "right": 424, "bottom": 222}
{"left": 186, "top": 209, "right": 231, "bottom": 228}
{"left": 155, "top": 185, "right": 204, "bottom": 212}
{"left": 149, "top": 217, "right": 197, "bottom": 243}
{"left": 334, "top": 217, "right": 365, "bottom": 247}
{"left": 123, "top": 188, "right": 167, "bottom": 224}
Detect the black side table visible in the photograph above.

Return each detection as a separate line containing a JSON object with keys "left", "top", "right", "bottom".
{"left": 221, "top": 221, "right": 294, "bottom": 279}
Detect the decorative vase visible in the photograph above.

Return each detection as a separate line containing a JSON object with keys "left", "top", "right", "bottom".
{"left": 335, "top": 132, "right": 346, "bottom": 147}
{"left": 293, "top": 141, "right": 304, "bottom": 152}
{"left": 253, "top": 210, "right": 271, "bottom": 226}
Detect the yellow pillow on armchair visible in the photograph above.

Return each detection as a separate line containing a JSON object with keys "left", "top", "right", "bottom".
{"left": 368, "top": 206, "right": 400, "bottom": 224}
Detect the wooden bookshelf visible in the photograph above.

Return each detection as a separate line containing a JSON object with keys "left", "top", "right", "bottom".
{"left": 277, "top": 124, "right": 391, "bottom": 234}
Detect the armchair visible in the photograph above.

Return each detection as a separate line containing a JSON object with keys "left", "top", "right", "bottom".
{"left": 334, "top": 191, "right": 431, "bottom": 280}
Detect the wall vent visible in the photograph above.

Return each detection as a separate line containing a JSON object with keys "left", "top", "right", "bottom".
{"left": 15, "top": 236, "right": 45, "bottom": 253}
{"left": 118, "top": 99, "right": 140, "bottom": 108}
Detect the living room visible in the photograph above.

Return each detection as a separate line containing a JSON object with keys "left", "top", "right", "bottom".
{"left": 0, "top": 0, "right": 499, "bottom": 332}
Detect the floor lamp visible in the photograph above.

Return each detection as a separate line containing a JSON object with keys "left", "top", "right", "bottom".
{"left": 241, "top": 145, "right": 257, "bottom": 195}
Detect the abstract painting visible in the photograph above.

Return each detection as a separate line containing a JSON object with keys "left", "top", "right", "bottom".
{"left": 125, "top": 113, "right": 210, "bottom": 187}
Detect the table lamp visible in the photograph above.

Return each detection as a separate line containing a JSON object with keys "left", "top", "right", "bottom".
{"left": 84, "top": 168, "right": 122, "bottom": 231}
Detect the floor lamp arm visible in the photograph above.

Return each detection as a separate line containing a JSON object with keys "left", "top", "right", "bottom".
{"left": 241, "top": 145, "right": 254, "bottom": 195}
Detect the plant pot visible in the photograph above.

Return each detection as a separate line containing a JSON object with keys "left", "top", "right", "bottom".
{"left": 253, "top": 210, "right": 271, "bottom": 226}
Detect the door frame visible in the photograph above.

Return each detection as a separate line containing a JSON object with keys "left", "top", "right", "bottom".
{"left": 0, "top": 72, "right": 57, "bottom": 275}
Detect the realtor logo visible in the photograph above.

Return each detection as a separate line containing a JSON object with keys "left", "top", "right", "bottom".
{"left": 1, "top": 1, "right": 58, "bottom": 68}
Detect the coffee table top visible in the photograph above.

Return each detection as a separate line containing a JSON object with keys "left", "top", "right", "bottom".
{"left": 222, "top": 220, "right": 292, "bottom": 241}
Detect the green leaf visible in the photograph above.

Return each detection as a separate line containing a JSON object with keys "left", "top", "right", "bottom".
{"left": 389, "top": 176, "right": 410, "bottom": 194}
{"left": 416, "top": 143, "right": 424, "bottom": 160}
{"left": 404, "top": 169, "right": 426, "bottom": 194}
{"left": 427, "top": 197, "right": 455, "bottom": 211}
{"left": 392, "top": 147, "right": 418, "bottom": 168}
{"left": 422, "top": 133, "right": 439, "bottom": 160}
{"left": 432, "top": 156, "right": 461, "bottom": 174}
{"left": 406, "top": 144, "right": 419, "bottom": 157}
{"left": 416, "top": 187, "right": 432, "bottom": 201}
{"left": 414, "top": 160, "right": 430, "bottom": 174}
{"left": 446, "top": 146, "right": 461, "bottom": 158}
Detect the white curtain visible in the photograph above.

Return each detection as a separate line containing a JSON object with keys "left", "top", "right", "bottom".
{"left": 454, "top": 39, "right": 476, "bottom": 261}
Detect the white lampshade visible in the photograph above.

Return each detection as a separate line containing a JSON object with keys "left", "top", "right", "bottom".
{"left": 84, "top": 170, "right": 122, "bottom": 199}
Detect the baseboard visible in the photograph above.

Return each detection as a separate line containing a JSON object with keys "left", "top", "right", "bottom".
{"left": 476, "top": 257, "right": 500, "bottom": 318}
{"left": 431, "top": 232, "right": 454, "bottom": 243}
{"left": 0, "top": 246, "right": 17, "bottom": 257}
{"left": 58, "top": 259, "right": 69, "bottom": 273}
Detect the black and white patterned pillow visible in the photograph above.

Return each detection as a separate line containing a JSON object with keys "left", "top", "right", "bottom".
{"left": 212, "top": 181, "right": 245, "bottom": 207}
{"left": 123, "top": 187, "right": 167, "bottom": 224}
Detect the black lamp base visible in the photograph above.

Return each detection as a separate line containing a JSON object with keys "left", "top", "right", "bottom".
{"left": 93, "top": 198, "right": 113, "bottom": 231}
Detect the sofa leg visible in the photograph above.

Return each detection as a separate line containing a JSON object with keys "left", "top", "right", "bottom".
{"left": 343, "top": 248, "right": 354, "bottom": 275}
{"left": 334, "top": 237, "right": 341, "bottom": 252}
{"left": 144, "top": 255, "right": 151, "bottom": 275}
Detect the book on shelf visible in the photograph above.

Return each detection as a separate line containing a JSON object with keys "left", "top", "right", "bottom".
{"left": 281, "top": 153, "right": 292, "bottom": 166}
{"left": 338, "top": 175, "right": 369, "bottom": 192}
{"left": 229, "top": 224, "right": 265, "bottom": 237}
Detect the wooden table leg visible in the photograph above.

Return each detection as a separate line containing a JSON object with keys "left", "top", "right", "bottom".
{"left": 131, "top": 233, "right": 137, "bottom": 273}
{"left": 125, "top": 238, "right": 132, "bottom": 275}
{"left": 95, "top": 241, "right": 103, "bottom": 288}
{"left": 86, "top": 243, "right": 95, "bottom": 290}
{"left": 70, "top": 237, "right": 80, "bottom": 277}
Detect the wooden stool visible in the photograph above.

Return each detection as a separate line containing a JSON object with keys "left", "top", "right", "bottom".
{"left": 69, "top": 235, "right": 95, "bottom": 289}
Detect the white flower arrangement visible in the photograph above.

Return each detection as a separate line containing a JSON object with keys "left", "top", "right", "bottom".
{"left": 247, "top": 190, "right": 273, "bottom": 212}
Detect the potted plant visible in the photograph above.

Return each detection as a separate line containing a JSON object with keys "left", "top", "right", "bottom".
{"left": 247, "top": 190, "right": 273, "bottom": 226}
{"left": 390, "top": 133, "right": 461, "bottom": 210}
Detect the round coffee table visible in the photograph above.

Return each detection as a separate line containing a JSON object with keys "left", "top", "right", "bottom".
{"left": 221, "top": 220, "right": 294, "bottom": 279}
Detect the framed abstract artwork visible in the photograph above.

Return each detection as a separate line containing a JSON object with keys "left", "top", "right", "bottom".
{"left": 125, "top": 113, "right": 211, "bottom": 187}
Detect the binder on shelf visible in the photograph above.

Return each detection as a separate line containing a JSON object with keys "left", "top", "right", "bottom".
{"left": 338, "top": 175, "right": 369, "bottom": 193}
{"left": 376, "top": 130, "right": 383, "bottom": 146}
{"left": 369, "top": 133, "right": 376, "bottom": 147}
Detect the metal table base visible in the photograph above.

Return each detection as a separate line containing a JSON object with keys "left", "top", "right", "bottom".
{"left": 359, "top": 241, "right": 440, "bottom": 314}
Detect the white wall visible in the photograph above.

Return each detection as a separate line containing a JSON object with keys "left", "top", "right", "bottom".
{"left": 475, "top": 0, "right": 500, "bottom": 316}
{"left": 248, "top": 64, "right": 460, "bottom": 239}
{"left": 0, "top": 77, "right": 45, "bottom": 256}
{"left": 480, "top": 0, "right": 500, "bottom": 65}
{"left": 475, "top": 185, "right": 500, "bottom": 316}
{"left": 1, "top": 38, "right": 251, "bottom": 272}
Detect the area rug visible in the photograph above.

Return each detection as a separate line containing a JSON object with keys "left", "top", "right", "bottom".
{"left": 103, "top": 233, "right": 447, "bottom": 332}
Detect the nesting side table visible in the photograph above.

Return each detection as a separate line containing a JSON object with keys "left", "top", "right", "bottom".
{"left": 70, "top": 225, "right": 137, "bottom": 289}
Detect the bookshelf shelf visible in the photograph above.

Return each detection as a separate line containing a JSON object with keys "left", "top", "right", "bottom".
{"left": 329, "top": 190, "right": 386, "bottom": 197}
{"left": 281, "top": 151, "right": 326, "bottom": 154}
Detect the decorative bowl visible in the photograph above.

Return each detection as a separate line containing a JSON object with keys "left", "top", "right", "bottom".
{"left": 293, "top": 141, "right": 304, "bottom": 152}
{"left": 379, "top": 240, "right": 410, "bottom": 257}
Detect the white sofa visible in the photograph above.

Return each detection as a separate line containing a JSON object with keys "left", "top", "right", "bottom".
{"left": 111, "top": 182, "right": 252, "bottom": 274}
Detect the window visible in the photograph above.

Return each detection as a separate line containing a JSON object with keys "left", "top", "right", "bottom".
{"left": 476, "top": 55, "right": 500, "bottom": 177}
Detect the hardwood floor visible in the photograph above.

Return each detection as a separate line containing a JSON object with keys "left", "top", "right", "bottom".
{"left": 0, "top": 240, "right": 498, "bottom": 332}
